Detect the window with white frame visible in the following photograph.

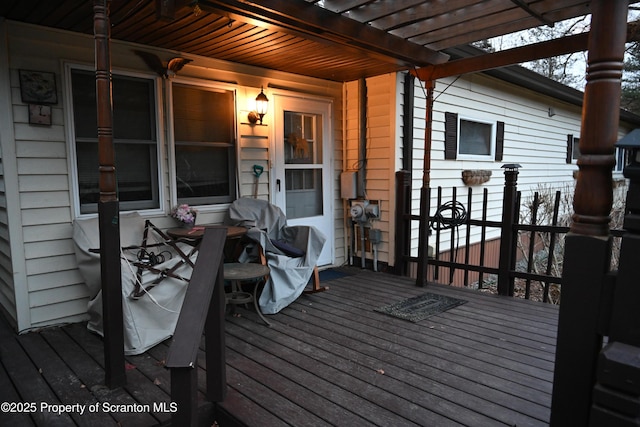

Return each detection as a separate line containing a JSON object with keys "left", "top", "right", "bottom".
{"left": 459, "top": 118, "right": 494, "bottom": 156}
{"left": 567, "top": 133, "right": 628, "bottom": 173}
{"left": 70, "top": 68, "right": 160, "bottom": 214}
{"left": 566, "top": 134, "right": 581, "bottom": 163}
{"left": 444, "top": 112, "right": 504, "bottom": 161}
{"left": 614, "top": 147, "right": 628, "bottom": 173}
{"left": 171, "top": 84, "right": 236, "bottom": 205}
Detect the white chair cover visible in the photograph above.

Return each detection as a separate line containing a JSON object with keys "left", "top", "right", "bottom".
{"left": 226, "top": 198, "right": 326, "bottom": 314}
{"left": 73, "top": 212, "right": 196, "bottom": 355}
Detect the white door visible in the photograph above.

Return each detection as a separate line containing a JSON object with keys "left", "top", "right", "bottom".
{"left": 272, "top": 95, "right": 333, "bottom": 266}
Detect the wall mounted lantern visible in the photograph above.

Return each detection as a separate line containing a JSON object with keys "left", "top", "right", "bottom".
{"left": 248, "top": 87, "right": 269, "bottom": 125}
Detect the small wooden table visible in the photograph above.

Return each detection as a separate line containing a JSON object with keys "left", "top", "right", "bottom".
{"left": 224, "top": 262, "right": 271, "bottom": 326}
{"left": 166, "top": 225, "right": 247, "bottom": 240}
{"left": 167, "top": 225, "right": 247, "bottom": 261}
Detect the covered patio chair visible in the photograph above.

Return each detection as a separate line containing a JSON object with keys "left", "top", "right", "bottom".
{"left": 225, "top": 197, "right": 327, "bottom": 314}
{"left": 73, "top": 212, "right": 197, "bottom": 355}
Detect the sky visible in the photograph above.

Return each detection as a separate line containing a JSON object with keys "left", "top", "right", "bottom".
{"left": 485, "top": 9, "right": 640, "bottom": 91}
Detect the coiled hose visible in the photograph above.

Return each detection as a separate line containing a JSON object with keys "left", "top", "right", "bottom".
{"left": 430, "top": 200, "right": 468, "bottom": 284}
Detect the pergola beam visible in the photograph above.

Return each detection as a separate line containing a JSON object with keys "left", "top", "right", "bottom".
{"left": 414, "top": 21, "right": 640, "bottom": 81}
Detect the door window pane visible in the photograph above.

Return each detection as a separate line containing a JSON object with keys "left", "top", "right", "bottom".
{"left": 284, "top": 111, "right": 322, "bottom": 164}
{"left": 285, "top": 169, "right": 323, "bottom": 218}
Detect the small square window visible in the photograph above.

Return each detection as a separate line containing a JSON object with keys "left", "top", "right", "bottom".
{"left": 459, "top": 118, "right": 494, "bottom": 157}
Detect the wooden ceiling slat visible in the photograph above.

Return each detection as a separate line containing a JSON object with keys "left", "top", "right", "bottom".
{"left": 341, "top": 0, "right": 429, "bottom": 24}
{"left": 136, "top": 15, "right": 226, "bottom": 49}
{"left": 27, "top": 0, "right": 84, "bottom": 26}
{"left": 182, "top": 21, "right": 263, "bottom": 49}
{"left": 422, "top": 3, "right": 591, "bottom": 50}
{"left": 411, "top": 9, "right": 533, "bottom": 46}
{"left": 199, "top": 28, "right": 273, "bottom": 56}
{"left": 199, "top": 32, "right": 305, "bottom": 59}
{"left": 319, "top": 1, "right": 376, "bottom": 14}
{"left": 388, "top": 0, "right": 516, "bottom": 38}
{"left": 370, "top": 0, "right": 486, "bottom": 32}
{"left": 215, "top": 34, "right": 300, "bottom": 60}
{"left": 164, "top": 19, "right": 254, "bottom": 52}
{"left": 111, "top": 3, "right": 159, "bottom": 39}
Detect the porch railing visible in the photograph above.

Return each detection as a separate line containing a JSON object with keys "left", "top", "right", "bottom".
{"left": 165, "top": 227, "right": 227, "bottom": 426}
{"left": 395, "top": 169, "right": 625, "bottom": 303}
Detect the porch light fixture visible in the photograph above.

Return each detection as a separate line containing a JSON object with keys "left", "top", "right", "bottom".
{"left": 248, "top": 87, "right": 269, "bottom": 125}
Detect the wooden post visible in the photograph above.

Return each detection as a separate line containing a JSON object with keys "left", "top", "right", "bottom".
{"left": 497, "top": 164, "right": 520, "bottom": 296}
{"left": 206, "top": 258, "right": 227, "bottom": 401}
{"left": 550, "top": 1, "right": 628, "bottom": 425}
{"left": 394, "top": 170, "right": 411, "bottom": 276}
{"left": 416, "top": 80, "right": 434, "bottom": 286}
{"left": 94, "top": 0, "right": 125, "bottom": 388}
{"left": 171, "top": 367, "right": 198, "bottom": 427}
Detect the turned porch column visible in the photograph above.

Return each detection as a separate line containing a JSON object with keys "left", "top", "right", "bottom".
{"left": 94, "top": 0, "right": 125, "bottom": 388}
{"left": 550, "top": 1, "right": 628, "bottom": 425}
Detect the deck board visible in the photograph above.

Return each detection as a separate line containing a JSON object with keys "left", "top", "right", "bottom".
{"left": 0, "top": 268, "right": 558, "bottom": 426}
{"left": 219, "top": 269, "right": 556, "bottom": 426}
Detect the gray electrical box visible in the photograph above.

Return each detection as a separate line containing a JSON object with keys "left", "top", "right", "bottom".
{"left": 341, "top": 171, "right": 357, "bottom": 199}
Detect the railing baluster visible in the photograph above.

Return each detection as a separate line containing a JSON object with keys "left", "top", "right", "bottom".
{"left": 434, "top": 186, "right": 443, "bottom": 281}
{"left": 543, "top": 191, "right": 562, "bottom": 303}
{"left": 478, "top": 188, "right": 488, "bottom": 290}
{"left": 449, "top": 187, "right": 457, "bottom": 284}
{"left": 525, "top": 192, "right": 540, "bottom": 299}
{"left": 463, "top": 188, "right": 472, "bottom": 287}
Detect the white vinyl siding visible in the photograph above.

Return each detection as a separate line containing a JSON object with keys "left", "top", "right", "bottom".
{"left": 409, "top": 72, "right": 632, "bottom": 256}
{"left": 0, "top": 20, "right": 345, "bottom": 331}
{"left": 343, "top": 73, "right": 398, "bottom": 266}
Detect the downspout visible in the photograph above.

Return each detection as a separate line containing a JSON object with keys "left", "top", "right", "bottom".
{"left": 358, "top": 78, "right": 367, "bottom": 268}
{"left": 358, "top": 77, "right": 367, "bottom": 198}
{"left": 342, "top": 84, "right": 350, "bottom": 266}
{"left": 402, "top": 72, "right": 415, "bottom": 172}
{"left": 416, "top": 79, "right": 434, "bottom": 286}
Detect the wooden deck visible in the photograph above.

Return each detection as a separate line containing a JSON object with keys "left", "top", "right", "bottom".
{"left": 0, "top": 268, "right": 558, "bottom": 426}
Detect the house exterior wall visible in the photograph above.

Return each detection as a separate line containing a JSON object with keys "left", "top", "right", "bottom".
{"left": 342, "top": 73, "right": 400, "bottom": 269}
{"left": 0, "top": 20, "right": 344, "bottom": 332}
{"left": 409, "top": 72, "right": 632, "bottom": 256}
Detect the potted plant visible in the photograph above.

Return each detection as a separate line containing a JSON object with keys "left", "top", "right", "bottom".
{"left": 171, "top": 204, "right": 197, "bottom": 228}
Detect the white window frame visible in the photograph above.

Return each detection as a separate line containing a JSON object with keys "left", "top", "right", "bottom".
{"left": 571, "top": 135, "right": 581, "bottom": 162}
{"left": 614, "top": 146, "right": 628, "bottom": 174}
{"left": 456, "top": 115, "right": 496, "bottom": 160}
{"left": 65, "top": 63, "right": 165, "bottom": 218}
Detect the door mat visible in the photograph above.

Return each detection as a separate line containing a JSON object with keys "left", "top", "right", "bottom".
{"left": 317, "top": 268, "right": 355, "bottom": 282}
{"left": 374, "top": 293, "right": 467, "bottom": 322}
